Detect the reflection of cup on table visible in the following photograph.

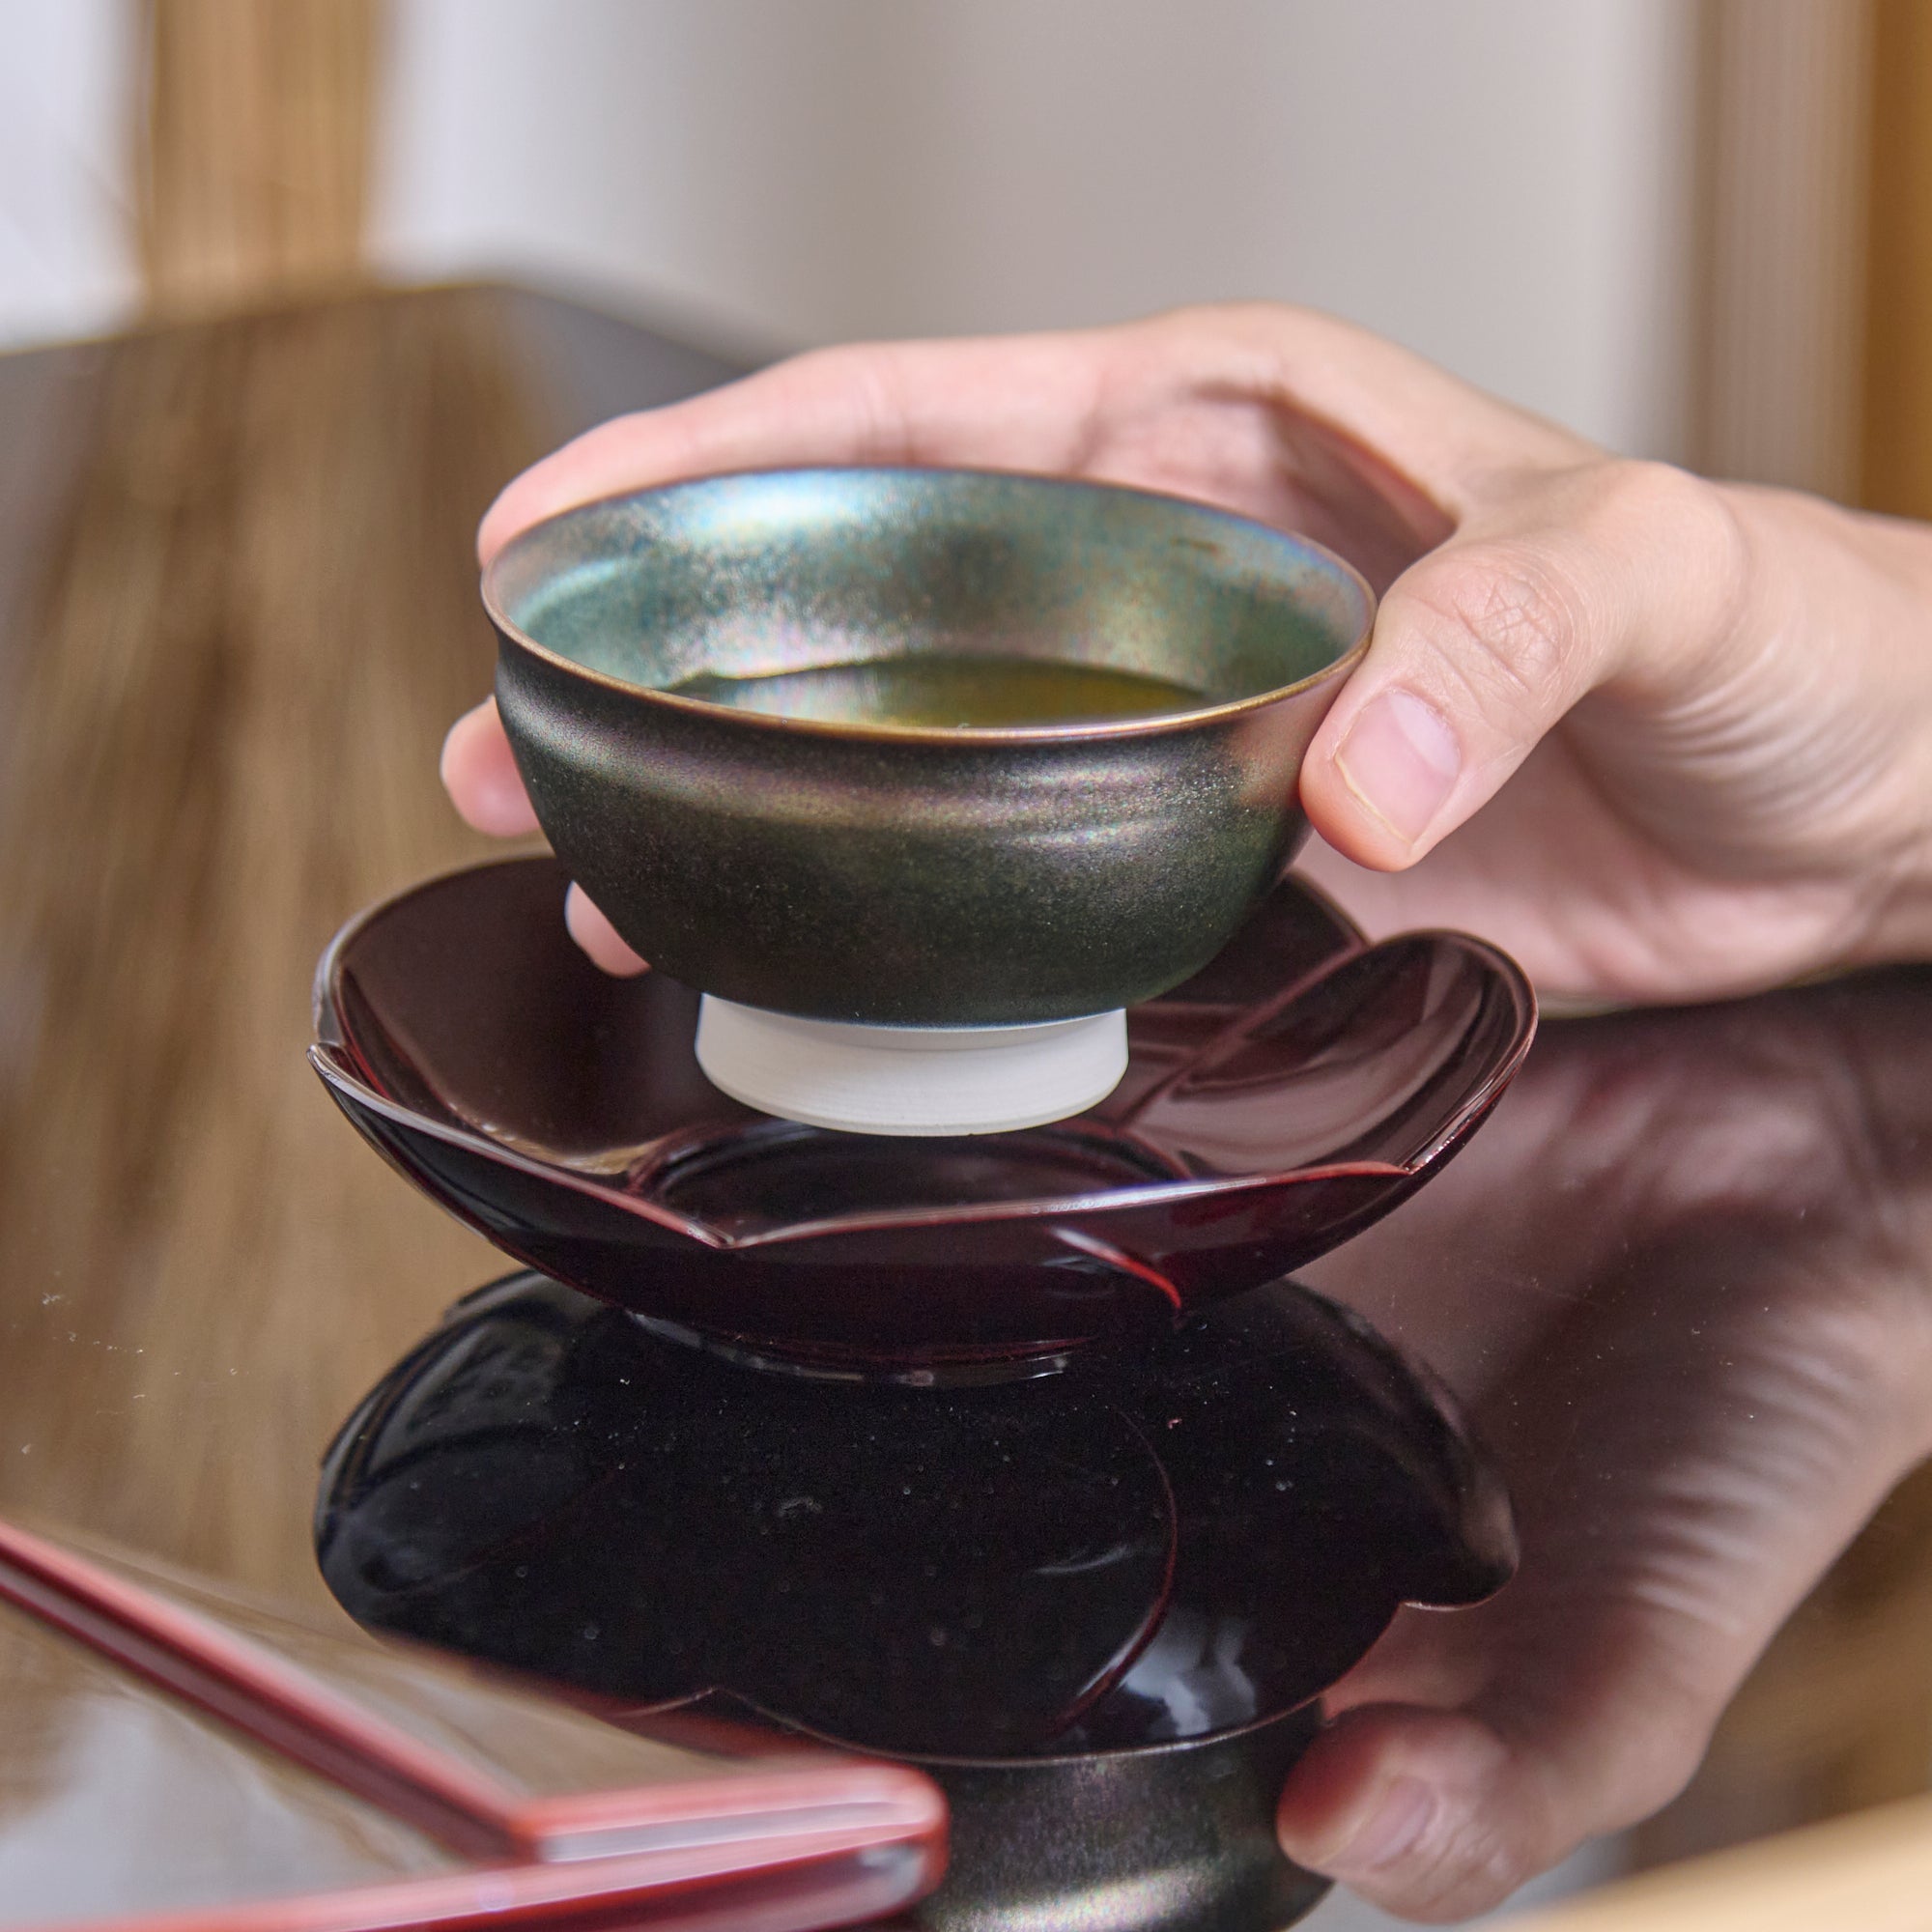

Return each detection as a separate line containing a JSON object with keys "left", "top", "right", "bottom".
{"left": 483, "top": 467, "right": 1373, "bottom": 1133}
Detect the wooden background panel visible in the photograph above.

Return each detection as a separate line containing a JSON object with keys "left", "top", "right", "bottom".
{"left": 137, "top": 0, "right": 383, "bottom": 319}
{"left": 1861, "top": 0, "right": 1932, "bottom": 520}
{"left": 1633, "top": 0, "right": 1932, "bottom": 1861}
{"left": 1691, "top": 0, "right": 1875, "bottom": 498}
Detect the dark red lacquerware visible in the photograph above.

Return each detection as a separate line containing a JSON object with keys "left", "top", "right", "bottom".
{"left": 310, "top": 857, "right": 1535, "bottom": 1377}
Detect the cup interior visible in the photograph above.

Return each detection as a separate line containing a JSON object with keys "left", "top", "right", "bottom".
{"left": 484, "top": 468, "right": 1371, "bottom": 728}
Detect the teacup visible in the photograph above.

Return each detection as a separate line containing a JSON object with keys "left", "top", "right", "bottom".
{"left": 483, "top": 468, "right": 1373, "bottom": 1131}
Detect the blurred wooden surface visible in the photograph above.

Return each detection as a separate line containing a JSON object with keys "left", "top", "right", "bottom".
{"left": 0, "top": 284, "right": 737, "bottom": 1604}
{"left": 1520, "top": 1789, "right": 1932, "bottom": 1932}
{"left": 137, "top": 0, "right": 384, "bottom": 319}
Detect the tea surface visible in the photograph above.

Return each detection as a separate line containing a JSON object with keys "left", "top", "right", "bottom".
{"left": 666, "top": 653, "right": 1205, "bottom": 727}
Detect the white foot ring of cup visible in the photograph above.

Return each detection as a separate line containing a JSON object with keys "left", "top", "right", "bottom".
{"left": 694, "top": 996, "right": 1129, "bottom": 1137}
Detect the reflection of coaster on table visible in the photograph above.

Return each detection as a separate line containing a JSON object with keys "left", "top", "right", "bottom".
{"left": 317, "top": 1267, "right": 1518, "bottom": 1932}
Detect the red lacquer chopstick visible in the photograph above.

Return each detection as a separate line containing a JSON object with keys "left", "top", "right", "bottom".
{"left": 0, "top": 1517, "right": 945, "bottom": 1932}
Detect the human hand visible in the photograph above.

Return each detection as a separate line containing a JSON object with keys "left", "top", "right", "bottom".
{"left": 1279, "top": 977, "right": 1932, "bottom": 1918}
{"left": 443, "top": 302, "right": 1932, "bottom": 999}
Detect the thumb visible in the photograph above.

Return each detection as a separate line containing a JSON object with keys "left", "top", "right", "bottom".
{"left": 1298, "top": 461, "right": 1740, "bottom": 868}
{"left": 1276, "top": 1704, "right": 1586, "bottom": 1923}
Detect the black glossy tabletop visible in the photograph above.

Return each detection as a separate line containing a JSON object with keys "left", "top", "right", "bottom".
{"left": 2, "top": 285, "right": 1931, "bottom": 1899}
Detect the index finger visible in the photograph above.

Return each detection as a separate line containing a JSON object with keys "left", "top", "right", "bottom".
{"left": 479, "top": 305, "right": 1581, "bottom": 565}
{"left": 476, "top": 331, "right": 1116, "bottom": 562}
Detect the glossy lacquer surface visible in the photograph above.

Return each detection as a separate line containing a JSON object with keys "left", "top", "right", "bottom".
{"left": 310, "top": 856, "right": 1534, "bottom": 1375}
{"left": 318, "top": 1273, "right": 1512, "bottom": 1758}
{"left": 11, "top": 283, "right": 1932, "bottom": 1928}
{"left": 486, "top": 469, "right": 1374, "bottom": 1026}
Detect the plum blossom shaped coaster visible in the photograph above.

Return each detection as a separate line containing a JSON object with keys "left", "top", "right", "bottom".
{"left": 311, "top": 856, "right": 1535, "bottom": 1378}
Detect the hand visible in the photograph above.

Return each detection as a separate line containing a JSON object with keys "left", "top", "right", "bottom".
{"left": 1280, "top": 976, "right": 1932, "bottom": 1918}
{"left": 443, "top": 302, "right": 1932, "bottom": 1000}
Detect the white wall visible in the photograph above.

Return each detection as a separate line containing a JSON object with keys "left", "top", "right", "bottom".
{"left": 372, "top": 0, "right": 1701, "bottom": 458}
{"left": 0, "top": 0, "right": 1700, "bottom": 460}
{"left": 0, "top": 0, "right": 139, "bottom": 348}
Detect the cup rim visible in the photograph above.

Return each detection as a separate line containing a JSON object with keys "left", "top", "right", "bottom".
{"left": 480, "top": 465, "right": 1377, "bottom": 747}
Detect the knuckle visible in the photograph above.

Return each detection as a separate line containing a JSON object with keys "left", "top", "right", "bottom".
{"left": 1145, "top": 297, "right": 1281, "bottom": 337}
{"left": 1604, "top": 458, "right": 1731, "bottom": 559}
{"left": 1492, "top": 1682, "right": 1707, "bottom": 1868}
{"left": 1603, "top": 1691, "right": 1716, "bottom": 1825}
{"left": 1404, "top": 542, "right": 1587, "bottom": 720}
{"left": 792, "top": 343, "right": 915, "bottom": 461}
{"left": 1593, "top": 458, "right": 1750, "bottom": 636}
{"left": 1593, "top": 455, "right": 1715, "bottom": 534}
{"left": 1402, "top": 455, "right": 1744, "bottom": 729}
{"left": 1384, "top": 1812, "right": 1540, "bottom": 1923}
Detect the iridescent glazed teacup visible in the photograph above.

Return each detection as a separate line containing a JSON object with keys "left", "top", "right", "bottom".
{"left": 483, "top": 468, "right": 1374, "bottom": 1132}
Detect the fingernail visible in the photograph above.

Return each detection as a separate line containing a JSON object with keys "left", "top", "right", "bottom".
{"left": 1334, "top": 689, "right": 1461, "bottom": 846}
{"left": 1326, "top": 1776, "right": 1436, "bottom": 1874}
{"left": 566, "top": 886, "right": 649, "bottom": 977}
